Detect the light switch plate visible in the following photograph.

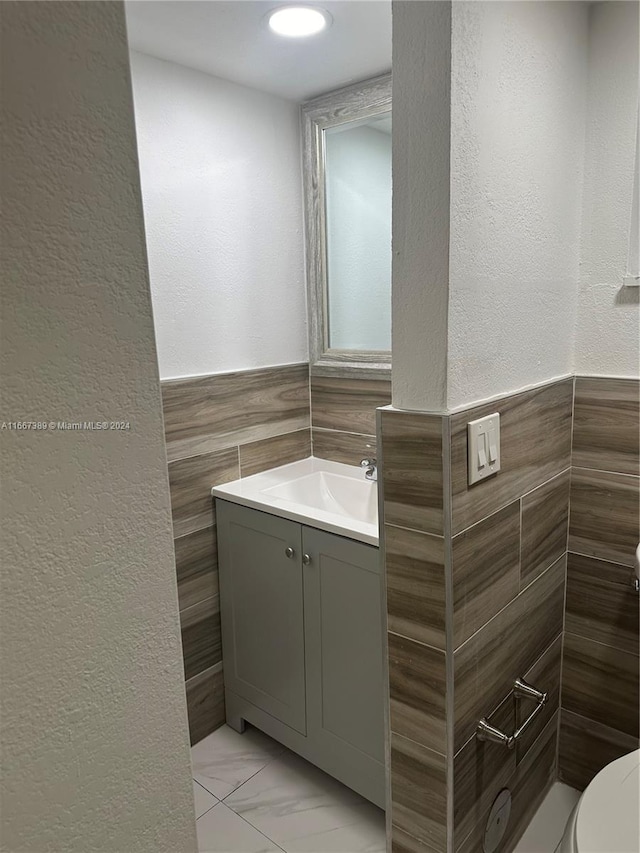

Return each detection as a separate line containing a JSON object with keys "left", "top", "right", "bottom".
{"left": 468, "top": 413, "right": 501, "bottom": 485}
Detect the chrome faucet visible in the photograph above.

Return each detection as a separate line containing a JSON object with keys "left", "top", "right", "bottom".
{"left": 360, "top": 457, "right": 378, "bottom": 482}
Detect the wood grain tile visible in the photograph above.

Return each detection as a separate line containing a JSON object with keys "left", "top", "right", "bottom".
{"left": 391, "top": 732, "right": 447, "bottom": 853}
{"left": 453, "top": 555, "right": 565, "bottom": 751}
{"left": 175, "top": 525, "right": 218, "bottom": 612}
{"left": 180, "top": 596, "right": 221, "bottom": 681}
{"left": 569, "top": 468, "right": 640, "bottom": 567}
{"left": 565, "top": 552, "right": 639, "bottom": 655}
{"left": 521, "top": 469, "right": 570, "bottom": 587}
{"left": 312, "top": 428, "right": 377, "bottom": 466}
{"left": 558, "top": 708, "right": 639, "bottom": 791}
{"left": 452, "top": 501, "right": 520, "bottom": 648}
{"left": 168, "top": 448, "right": 238, "bottom": 538}
{"left": 162, "top": 364, "right": 310, "bottom": 461}
{"left": 456, "top": 713, "right": 557, "bottom": 853}
{"left": 497, "top": 712, "right": 557, "bottom": 853}
{"left": 389, "top": 632, "right": 447, "bottom": 754}
{"left": 386, "top": 524, "right": 446, "bottom": 650}
{"left": 453, "top": 639, "right": 562, "bottom": 849}
{"left": 310, "top": 375, "right": 391, "bottom": 434}
{"left": 453, "top": 697, "right": 515, "bottom": 848}
{"left": 562, "top": 631, "right": 639, "bottom": 738}
{"left": 381, "top": 410, "right": 444, "bottom": 535}
{"left": 393, "top": 825, "right": 442, "bottom": 853}
{"left": 186, "top": 663, "right": 225, "bottom": 746}
{"left": 573, "top": 377, "right": 640, "bottom": 476}
{"left": 450, "top": 379, "right": 573, "bottom": 534}
{"left": 239, "top": 429, "right": 310, "bottom": 478}
{"left": 516, "top": 634, "right": 562, "bottom": 764}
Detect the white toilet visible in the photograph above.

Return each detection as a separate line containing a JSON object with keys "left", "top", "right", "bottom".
{"left": 560, "top": 749, "right": 640, "bottom": 852}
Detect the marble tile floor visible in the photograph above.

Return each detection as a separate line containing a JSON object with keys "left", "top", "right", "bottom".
{"left": 191, "top": 725, "right": 578, "bottom": 853}
{"left": 513, "top": 782, "right": 581, "bottom": 853}
{"left": 191, "top": 724, "right": 386, "bottom": 853}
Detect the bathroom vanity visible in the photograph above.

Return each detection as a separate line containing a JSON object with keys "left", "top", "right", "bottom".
{"left": 212, "top": 459, "right": 385, "bottom": 808}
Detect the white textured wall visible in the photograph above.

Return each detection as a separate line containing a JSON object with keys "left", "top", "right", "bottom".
{"left": 0, "top": 4, "right": 196, "bottom": 851}
{"left": 447, "top": 0, "right": 589, "bottom": 409}
{"left": 129, "top": 51, "right": 308, "bottom": 380}
{"left": 574, "top": 1, "right": 639, "bottom": 376}
{"left": 392, "top": 0, "right": 452, "bottom": 411}
{"left": 326, "top": 124, "right": 392, "bottom": 351}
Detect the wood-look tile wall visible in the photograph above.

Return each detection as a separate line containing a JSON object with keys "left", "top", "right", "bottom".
{"left": 450, "top": 379, "right": 572, "bottom": 853}
{"left": 449, "top": 379, "right": 573, "bottom": 534}
{"left": 161, "top": 364, "right": 311, "bottom": 745}
{"left": 380, "top": 408, "right": 449, "bottom": 853}
{"left": 311, "top": 374, "right": 391, "bottom": 466}
{"left": 381, "top": 378, "right": 574, "bottom": 853}
{"left": 162, "top": 365, "right": 385, "bottom": 745}
{"left": 559, "top": 376, "right": 640, "bottom": 791}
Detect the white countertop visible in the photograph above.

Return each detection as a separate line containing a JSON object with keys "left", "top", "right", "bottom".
{"left": 211, "top": 457, "right": 379, "bottom": 546}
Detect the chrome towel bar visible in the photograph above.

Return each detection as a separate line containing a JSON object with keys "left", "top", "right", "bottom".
{"left": 476, "top": 678, "right": 548, "bottom": 749}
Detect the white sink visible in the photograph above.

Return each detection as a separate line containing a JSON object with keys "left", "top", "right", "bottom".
{"left": 211, "top": 458, "right": 379, "bottom": 546}
{"left": 262, "top": 470, "right": 377, "bottom": 525}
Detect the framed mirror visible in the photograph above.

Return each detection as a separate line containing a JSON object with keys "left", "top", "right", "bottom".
{"left": 302, "top": 74, "right": 392, "bottom": 373}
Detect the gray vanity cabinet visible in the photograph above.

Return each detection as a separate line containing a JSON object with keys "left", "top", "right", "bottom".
{"left": 302, "top": 526, "right": 384, "bottom": 765}
{"left": 215, "top": 502, "right": 307, "bottom": 735}
{"left": 216, "top": 500, "right": 385, "bottom": 808}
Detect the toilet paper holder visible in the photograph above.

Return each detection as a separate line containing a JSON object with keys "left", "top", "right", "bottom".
{"left": 477, "top": 677, "right": 548, "bottom": 749}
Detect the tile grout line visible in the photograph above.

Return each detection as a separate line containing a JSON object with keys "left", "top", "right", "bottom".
{"left": 519, "top": 466, "right": 573, "bottom": 501}
{"left": 374, "top": 405, "right": 393, "bottom": 853}
{"left": 307, "top": 365, "right": 314, "bottom": 457}
{"left": 518, "top": 494, "right": 524, "bottom": 593}
{"left": 559, "top": 706, "right": 639, "bottom": 740}
{"left": 452, "top": 553, "right": 566, "bottom": 655}
{"left": 219, "top": 746, "right": 288, "bottom": 805}
{"left": 389, "top": 727, "right": 447, "bottom": 760}
{"left": 228, "top": 802, "right": 288, "bottom": 853}
{"left": 167, "top": 422, "right": 312, "bottom": 465}
{"left": 441, "top": 414, "right": 455, "bottom": 853}
{"left": 557, "top": 374, "right": 573, "bottom": 777}
{"left": 173, "top": 519, "right": 218, "bottom": 540}
{"left": 193, "top": 741, "right": 286, "bottom": 806}
{"left": 193, "top": 777, "right": 219, "bottom": 823}
{"left": 196, "top": 802, "right": 217, "bottom": 822}
{"left": 567, "top": 548, "right": 638, "bottom": 569}
{"left": 570, "top": 465, "right": 640, "bottom": 479}
{"left": 173, "top": 523, "right": 218, "bottom": 542}
{"left": 312, "top": 426, "right": 378, "bottom": 438}
{"left": 384, "top": 520, "right": 445, "bottom": 540}
{"left": 452, "top": 466, "right": 572, "bottom": 539}
{"left": 180, "top": 592, "right": 220, "bottom": 617}
{"left": 387, "top": 628, "right": 446, "bottom": 655}
{"left": 557, "top": 558, "right": 567, "bottom": 776}
{"left": 167, "top": 441, "right": 243, "bottom": 467}
{"left": 212, "top": 742, "right": 382, "bottom": 853}
{"left": 452, "top": 630, "right": 564, "bottom": 760}
{"left": 204, "top": 798, "right": 288, "bottom": 853}
{"left": 390, "top": 823, "right": 443, "bottom": 853}
{"left": 563, "top": 629, "right": 640, "bottom": 655}
{"left": 185, "top": 660, "right": 224, "bottom": 686}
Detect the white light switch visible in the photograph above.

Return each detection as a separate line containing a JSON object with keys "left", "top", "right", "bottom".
{"left": 468, "top": 413, "right": 501, "bottom": 485}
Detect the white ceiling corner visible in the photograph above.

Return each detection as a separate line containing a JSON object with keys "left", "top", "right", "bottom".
{"left": 125, "top": 0, "right": 391, "bottom": 102}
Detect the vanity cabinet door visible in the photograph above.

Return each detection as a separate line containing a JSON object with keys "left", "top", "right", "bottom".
{"left": 217, "top": 501, "right": 306, "bottom": 735}
{"left": 302, "top": 526, "right": 385, "bottom": 801}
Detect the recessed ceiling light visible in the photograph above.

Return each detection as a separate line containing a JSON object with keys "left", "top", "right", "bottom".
{"left": 267, "top": 6, "right": 331, "bottom": 38}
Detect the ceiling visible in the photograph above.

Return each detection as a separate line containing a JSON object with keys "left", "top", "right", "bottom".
{"left": 125, "top": 0, "right": 391, "bottom": 102}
